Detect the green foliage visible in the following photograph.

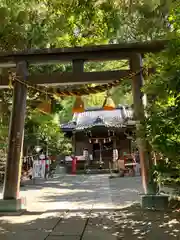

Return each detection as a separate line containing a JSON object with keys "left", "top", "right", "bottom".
{"left": 59, "top": 97, "right": 75, "bottom": 123}
{"left": 0, "top": 0, "right": 123, "bottom": 158}
{"left": 143, "top": 2, "right": 180, "bottom": 183}
{"left": 152, "top": 159, "right": 180, "bottom": 185}
{"left": 111, "top": 80, "right": 133, "bottom": 106}
{"left": 24, "top": 111, "right": 72, "bottom": 156}
{"left": 0, "top": 0, "right": 177, "bottom": 161}
{"left": 144, "top": 38, "right": 180, "bottom": 160}
{"left": 83, "top": 93, "right": 106, "bottom": 108}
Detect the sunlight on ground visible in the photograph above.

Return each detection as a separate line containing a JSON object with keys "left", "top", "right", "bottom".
{"left": 119, "top": 188, "right": 139, "bottom": 193}
{"left": 41, "top": 187, "right": 94, "bottom": 194}
{"left": 0, "top": 215, "right": 41, "bottom": 224}
{"left": 160, "top": 218, "right": 180, "bottom": 227}
{"left": 0, "top": 176, "right": 179, "bottom": 239}
{"left": 0, "top": 203, "right": 137, "bottom": 225}
{"left": 45, "top": 181, "right": 74, "bottom": 187}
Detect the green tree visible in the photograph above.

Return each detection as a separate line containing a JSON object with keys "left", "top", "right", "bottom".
{"left": 0, "top": 0, "right": 126, "bottom": 164}
{"left": 0, "top": 0, "right": 176, "bottom": 167}
{"left": 143, "top": 1, "right": 180, "bottom": 183}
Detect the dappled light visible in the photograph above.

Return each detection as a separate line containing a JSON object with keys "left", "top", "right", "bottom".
{"left": 0, "top": 204, "right": 180, "bottom": 239}
{"left": 0, "top": 175, "right": 180, "bottom": 239}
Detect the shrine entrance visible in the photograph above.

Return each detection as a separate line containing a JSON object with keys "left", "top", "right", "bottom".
{"left": 0, "top": 40, "right": 167, "bottom": 211}
{"left": 92, "top": 138, "right": 113, "bottom": 168}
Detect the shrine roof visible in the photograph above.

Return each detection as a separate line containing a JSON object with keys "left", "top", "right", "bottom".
{"left": 61, "top": 105, "right": 135, "bottom": 132}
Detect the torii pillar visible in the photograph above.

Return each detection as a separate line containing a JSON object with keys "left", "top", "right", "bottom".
{"left": 131, "top": 54, "right": 168, "bottom": 210}
{"left": 0, "top": 61, "right": 28, "bottom": 211}
{"left": 130, "top": 53, "right": 155, "bottom": 194}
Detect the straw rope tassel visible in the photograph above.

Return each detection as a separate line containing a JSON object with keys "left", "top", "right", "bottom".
{"left": 12, "top": 67, "right": 146, "bottom": 98}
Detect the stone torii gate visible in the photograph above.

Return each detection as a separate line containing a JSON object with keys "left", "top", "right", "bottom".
{"left": 0, "top": 40, "right": 167, "bottom": 211}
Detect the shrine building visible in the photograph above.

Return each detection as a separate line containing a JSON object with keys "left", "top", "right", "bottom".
{"left": 61, "top": 105, "right": 135, "bottom": 171}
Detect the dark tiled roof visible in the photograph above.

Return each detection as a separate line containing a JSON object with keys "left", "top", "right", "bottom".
{"left": 61, "top": 105, "right": 135, "bottom": 131}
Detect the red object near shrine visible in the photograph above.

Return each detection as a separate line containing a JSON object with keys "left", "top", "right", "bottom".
{"left": 71, "top": 156, "right": 77, "bottom": 174}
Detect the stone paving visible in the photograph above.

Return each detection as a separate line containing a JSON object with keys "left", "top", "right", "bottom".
{"left": 0, "top": 174, "right": 180, "bottom": 239}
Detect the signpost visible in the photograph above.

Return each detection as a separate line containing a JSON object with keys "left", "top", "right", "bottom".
{"left": 32, "top": 153, "right": 47, "bottom": 182}
{"left": 32, "top": 160, "right": 45, "bottom": 179}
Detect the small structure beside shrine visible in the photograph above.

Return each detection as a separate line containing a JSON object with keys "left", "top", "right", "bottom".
{"left": 61, "top": 105, "right": 136, "bottom": 172}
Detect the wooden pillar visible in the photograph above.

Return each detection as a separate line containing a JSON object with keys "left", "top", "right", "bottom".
{"left": 72, "top": 60, "right": 84, "bottom": 156}
{"left": 130, "top": 54, "right": 154, "bottom": 194}
{"left": 72, "top": 131, "right": 76, "bottom": 155}
{"left": 72, "top": 59, "right": 84, "bottom": 73}
{"left": 3, "top": 61, "right": 28, "bottom": 200}
{"left": 113, "top": 138, "right": 116, "bottom": 149}
{"left": 99, "top": 141, "right": 102, "bottom": 163}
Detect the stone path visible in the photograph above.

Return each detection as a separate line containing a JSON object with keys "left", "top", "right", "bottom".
{"left": 0, "top": 174, "right": 180, "bottom": 239}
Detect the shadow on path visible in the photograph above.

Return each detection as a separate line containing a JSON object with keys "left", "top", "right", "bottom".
{"left": 0, "top": 204, "right": 180, "bottom": 239}
{"left": 0, "top": 175, "right": 179, "bottom": 239}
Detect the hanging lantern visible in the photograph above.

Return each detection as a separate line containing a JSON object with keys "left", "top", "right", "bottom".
{"left": 72, "top": 96, "right": 84, "bottom": 113}
{"left": 37, "top": 99, "right": 51, "bottom": 114}
{"left": 103, "top": 95, "right": 115, "bottom": 111}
